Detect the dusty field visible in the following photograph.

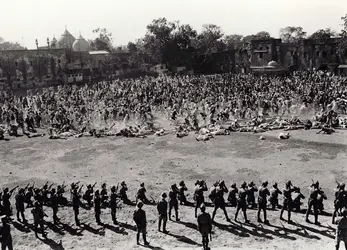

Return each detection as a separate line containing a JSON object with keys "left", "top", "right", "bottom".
{"left": 1, "top": 129, "right": 347, "bottom": 250}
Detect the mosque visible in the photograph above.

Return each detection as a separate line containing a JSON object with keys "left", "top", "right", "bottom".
{"left": 48, "top": 28, "right": 91, "bottom": 52}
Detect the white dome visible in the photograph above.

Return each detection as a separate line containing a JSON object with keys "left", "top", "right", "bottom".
{"left": 268, "top": 61, "right": 278, "bottom": 67}
{"left": 72, "top": 35, "right": 90, "bottom": 52}
{"left": 58, "top": 29, "right": 76, "bottom": 49}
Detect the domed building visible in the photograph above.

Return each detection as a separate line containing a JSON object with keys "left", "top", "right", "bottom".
{"left": 267, "top": 61, "right": 278, "bottom": 67}
{"left": 72, "top": 34, "right": 90, "bottom": 52}
{"left": 57, "top": 28, "right": 76, "bottom": 49}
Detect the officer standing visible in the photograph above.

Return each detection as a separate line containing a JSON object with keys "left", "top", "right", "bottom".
{"left": 15, "top": 188, "right": 26, "bottom": 223}
{"left": 0, "top": 215, "right": 13, "bottom": 250}
{"left": 168, "top": 184, "right": 180, "bottom": 221}
{"left": 197, "top": 203, "right": 212, "bottom": 250}
{"left": 110, "top": 186, "right": 118, "bottom": 224}
{"left": 157, "top": 193, "right": 168, "bottom": 233}
{"left": 133, "top": 201, "right": 149, "bottom": 246}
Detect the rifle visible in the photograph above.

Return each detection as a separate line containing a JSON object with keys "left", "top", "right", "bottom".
{"left": 24, "top": 183, "right": 30, "bottom": 190}
{"left": 44, "top": 181, "right": 49, "bottom": 187}
{"left": 92, "top": 182, "right": 97, "bottom": 188}
{"left": 335, "top": 179, "right": 341, "bottom": 188}
{"left": 10, "top": 186, "right": 19, "bottom": 193}
{"left": 78, "top": 185, "right": 84, "bottom": 193}
{"left": 48, "top": 183, "right": 54, "bottom": 190}
{"left": 115, "top": 183, "right": 119, "bottom": 193}
{"left": 31, "top": 182, "right": 35, "bottom": 189}
{"left": 75, "top": 181, "right": 80, "bottom": 186}
{"left": 61, "top": 181, "right": 66, "bottom": 189}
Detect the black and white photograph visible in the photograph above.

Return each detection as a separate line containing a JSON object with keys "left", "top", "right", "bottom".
{"left": 1, "top": 0, "right": 347, "bottom": 249}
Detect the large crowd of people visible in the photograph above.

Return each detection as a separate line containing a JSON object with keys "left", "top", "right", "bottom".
{"left": 0, "top": 71, "right": 347, "bottom": 140}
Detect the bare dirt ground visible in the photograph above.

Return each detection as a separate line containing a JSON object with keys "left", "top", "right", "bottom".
{"left": 1, "top": 127, "right": 347, "bottom": 250}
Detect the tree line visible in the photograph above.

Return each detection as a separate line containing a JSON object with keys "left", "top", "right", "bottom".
{"left": 1, "top": 14, "right": 347, "bottom": 70}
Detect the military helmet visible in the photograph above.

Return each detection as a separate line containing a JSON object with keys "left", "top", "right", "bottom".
{"left": 340, "top": 183, "right": 346, "bottom": 189}
{"left": 95, "top": 190, "right": 100, "bottom": 195}
{"left": 179, "top": 180, "right": 185, "bottom": 186}
{"left": 241, "top": 182, "right": 247, "bottom": 188}
{"left": 87, "top": 184, "right": 92, "bottom": 188}
{"left": 111, "top": 186, "right": 116, "bottom": 192}
{"left": 231, "top": 183, "right": 236, "bottom": 188}
{"left": 140, "top": 182, "right": 145, "bottom": 187}
{"left": 161, "top": 192, "right": 167, "bottom": 198}
{"left": 248, "top": 181, "right": 254, "bottom": 187}
{"left": 286, "top": 180, "right": 292, "bottom": 187}
{"left": 121, "top": 181, "right": 126, "bottom": 186}
{"left": 273, "top": 182, "right": 278, "bottom": 188}
{"left": 102, "top": 183, "right": 106, "bottom": 188}
{"left": 262, "top": 181, "right": 268, "bottom": 187}
{"left": 195, "top": 180, "right": 200, "bottom": 186}
{"left": 3, "top": 188, "right": 9, "bottom": 193}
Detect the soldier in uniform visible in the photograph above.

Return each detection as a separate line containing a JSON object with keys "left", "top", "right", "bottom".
{"left": 247, "top": 181, "right": 258, "bottom": 208}
{"left": 194, "top": 180, "right": 208, "bottom": 218}
{"left": 280, "top": 181, "right": 296, "bottom": 224}
{"left": 257, "top": 181, "right": 270, "bottom": 224}
{"left": 31, "top": 202, "right": 46, "bottom": 237}
{"left": 0, "top": 215, "right": 13, "bottom": 250}
{"left": 235, "top": 182, "right": 249, "bottom": 223}
{"left": 25, "top": 185, "right": 35, "bottom": 208}
{"left": 269, "top": 182, "right": 282, "bottom": 210}
{"left": 15, "top": 188, "right": 26, "bottom": 223}
{"left": 94, "top": 190, "right": 102, "bottom": 225}
{"left": 292, "top": 187, "right": 305, "bottom": 212}
{"left": 333, "top": 183, "right": 347, "bottom": 224}
{"left": 212, "top": 181, "right": 230, "bottom": 222}
{"left": 41, "top": 183, "right": 53, "bottom": 205}
{"left": 306, "top": 181, "right": 324, "bottom": 224}
{"left": 57, "top": 183, "right": 67, "bottom": 206}
{"left": 227, "top": 183, "right": 238, "bottom": 207}
{"left": 50, "top": 188, "right": 60, "bottom": 224}
{"left": 110, "top": 186, "right": 118, "bottom": 224}
{"left": 2, "top": 187, "right": 18, "bottom": 218}
{"left": 133, "top": 201, "right": 149, "bottom": 246}
{"left": 334, "top": 208, "right": 347, "bottom": 250}
{"left": 157, "top": 192, "right": 168, "bottom": 233}
{"left": 34, "top": 189, "right": 43, "bottom": 206}
{"left": 168, "top": 184, "right": 180, "bottom": 221}
{"left": 197, "top": 203, "right": 212, "bottom": 250}
{"left": 178, "top": 181, "right": 188, "bottom": 205}
{"left": 70, "top": 182, "right": 79, "bottom": 202}
{"left": 83, "top": 183, "right": 96, "bottom": 208}
{"left": 100, "top": 183, "right": 108, "bottom": 207}
{"left": 208, "top": 181, "right": 219, "bottom": 204}
{"left": 119, "top": 181, "right": 129, "bottom": 203}
{"left": 136, "top": 183, "right": 149, "bottom": 204}
{"left": 72, "top": 189, "right": 81, "bottom": 226}
{"left": 317, "top": 182, "right": 327, "bottom": 213}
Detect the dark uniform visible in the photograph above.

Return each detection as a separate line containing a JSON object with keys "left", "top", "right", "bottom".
{"left": 83, "top": 185, "right": 94, "bottom": 207}
{"left": 94, "top": 190, "right": 102, "bottom": 225}
{"left": 269, "top": 183, "right": 282, "bottom": 210}
{"left": 257, "top": 181, "right": 270, "bottom": 224}
{"left": 280, "top": 181, "right": 295, "bottom": 223}
{"left": 50, "top": 189, "right": 59, "bottom": 224}
{"left": 31, "top": 202, "right": 46, "bottom": 237}
{"left": 334, "top": 209, "right": 347, "bottom": 250}
{"left": 212, "top": 181, "right": 230, "bottom": 222}
{"left": 305, "top": 183, "right": 324, "bottom": 224}
{"left": 0, "top": 216, "right": 13, "bottom": 250}
{"left": 197, "top": 204, "right": 212, "bottom": 250}
{"left": 178, "top": 181, "right": 188, "bottom": 205}
{"left": 333, "top": 184, "right": 347, "bottom": 224}
{"left": 208, "top": 182, "right": 218, "bottom": 203}
{"left": 194, "top": 180, "right": 208, "bottom": 218}
{"left": 72, "top": 190, "right": 81, "bottom": 226}
{"left": 168, "top": 184, "right": 180, "bottom": 221}
{"left": 247, "top": 182, "right": 258, "bottom": 208}
{"left": 235, "top": 182, "right": 249, "bottom": 223}
{"left": 110, "top": 186, "right": 118, "bottom": 224}
{"left": 24, "top": 187, "right": 34, "bottom": 208}
{"left": 133, "top": 202, "right": 149, "bottom": 245}
{"left": 136, "top": 183, "right": 149, "bottom": 204}
{"left": 15, "top": 189, "right": 26, "bottom": 223}
{"left": 157, "top": 193, "right": 168, "bottom": 233}
{"left": 100, "top": 183, "right": 108, "bottom": 207}
{"left": 119, "top": 181, "right": 128, "bottom": 202}
{"left": 2, "top": 188, "right": 15, "bottom": 217}
{"left": 227, "top": 184, "right": 238, "bottom": 207}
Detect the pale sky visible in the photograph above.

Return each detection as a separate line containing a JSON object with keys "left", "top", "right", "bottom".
{"left": 1, "top": 0, "right": 346, "bottom": 49}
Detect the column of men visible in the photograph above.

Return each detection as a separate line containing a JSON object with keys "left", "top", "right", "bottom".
{"left": 1, "top": 179, "right": 346, "bottom": 248}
